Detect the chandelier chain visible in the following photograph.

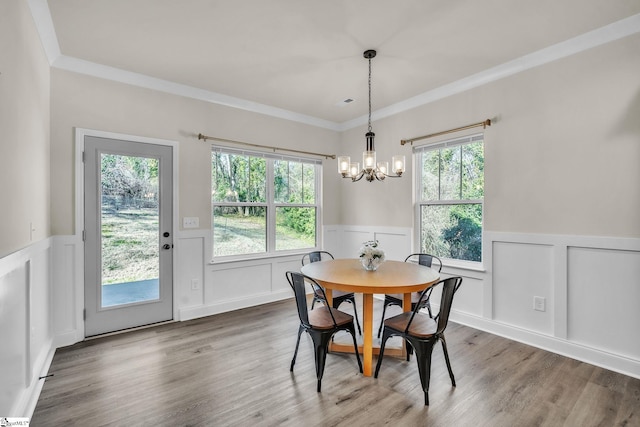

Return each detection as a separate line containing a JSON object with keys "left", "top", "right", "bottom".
{"left": 368, "top": 56, "right": 372, "bottom": 133}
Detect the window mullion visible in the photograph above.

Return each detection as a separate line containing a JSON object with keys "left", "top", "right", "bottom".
{"left": 459, "top": 146, "right": 463, "bottom": 200}
{"left": 266, "top": 158, "right": 275, "bottom": 253}
{"left": 438, "top": 150, "right": 442, "bottom": 200}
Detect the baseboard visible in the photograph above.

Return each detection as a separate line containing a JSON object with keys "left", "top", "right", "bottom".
{"left": 449, "top": 310, "right": 640, "bottom": 380}
{"left": 53, "top": 329, "right": 83, "bottom": 349}
{"left": 13, "top": 341, "right": 56, "bottom": 418}
{"left": 179, "top": 289, "right": 292, "bottom": 321}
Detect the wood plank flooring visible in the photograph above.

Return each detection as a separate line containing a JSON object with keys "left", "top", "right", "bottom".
{"left": 32, "top": 298, "right": 640, "bottom": 426}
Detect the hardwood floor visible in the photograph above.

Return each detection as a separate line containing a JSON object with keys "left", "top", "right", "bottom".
{"left": 33, "top": 298, "right": 640, "bottom": 426}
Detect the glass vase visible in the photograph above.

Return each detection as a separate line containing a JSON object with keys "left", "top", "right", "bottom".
{"left": 361, "top": 256, "right": 382, "bottom": 271}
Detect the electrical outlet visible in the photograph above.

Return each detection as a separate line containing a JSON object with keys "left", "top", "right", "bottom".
{"left": 191, "top": 279, "right": 200, "bottom": 290}
{"left": 533, "top": 296, "right": 546, "bottom": 312}
{"left": 183, "top": 217, "right": 199, "bottom": 228}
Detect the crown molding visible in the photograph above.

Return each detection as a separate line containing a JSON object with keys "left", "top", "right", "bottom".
{"left": 26, "top": 0, "right": 640, "bottom": 132}
{"left": 27, "top": 0, "right": 60, "bottom": 64}
{"left": 52, "top": 55, "right": 341, "bottom": 130}
{"left": 339, "top": 12, "right": 640, "bottom": 131}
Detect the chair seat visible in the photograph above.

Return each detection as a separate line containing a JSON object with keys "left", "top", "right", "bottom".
{"left": 387, "top": 292, "right": 423, "bottom": 303}
{"left": 383, "top": 312, "right": 437, "bottom": 338}
{"left": 309, "top": 306, "right": 354, "bottom": 330}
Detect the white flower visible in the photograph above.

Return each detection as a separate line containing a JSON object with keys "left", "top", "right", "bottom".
{"left": 358, "top": 240, "right": 385, "bottom": 261}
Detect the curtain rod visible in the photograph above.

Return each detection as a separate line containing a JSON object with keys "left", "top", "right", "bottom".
{"left": 400, "top": 119, "right": 492, "bottom": 146}
{"left": 198, "top": 133, "right": 336, "bottom": 159}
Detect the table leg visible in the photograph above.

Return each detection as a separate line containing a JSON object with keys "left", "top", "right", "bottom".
{"left": 325, "top": 288, "right": 333, "bottom": 306}
{"left": 403, "top": 292, "right": 412, "bottom": 313}
{"left": 402, "top": 292, "right": 412, "bottom": 358}
{"left": 362, "top": 293, "right": 374, "bottom": 376}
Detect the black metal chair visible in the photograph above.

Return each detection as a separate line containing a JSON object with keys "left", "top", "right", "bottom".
{"left": 302, "top": 251, "right": 362, "bottom": 335}
{"left": 375, "top": 276, "right": 462, "bottom": 405}
{"left": 377, "top": 253, "right": 443, "bottom": 338}
{"left": 286, "top": 271, "right": 363, "bottom": 392}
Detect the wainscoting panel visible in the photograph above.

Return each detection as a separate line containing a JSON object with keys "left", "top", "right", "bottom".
{"left": 446, "top": 273, "right": 484, "bottom": 317}
{"left": 323, "top": 227, "right": 340, "bottom": 257}
{"left": 327, "top": 225, "right": 412, "bottom": 261}
{"left": 272, "top": 258, "right": 301, "bottom": 293}
{"left": 567, "top": 246, "right": 640, "bottom": 360}
{"left": 338, "top": 229, "right": 372, "bottom": 259}
{"left": 374, "top": 230, "right": 411, "bottom": 262}
{"left": 0, "top": 263, "right": 28, "bottom": 414}
{"left": 51, "top": 236, "right": 82, "bottom": 347}
{"left": 29, "top": 248, "right": 52, "bottom": 384}
{"left": 0, "top": 239, "right": 54, "bottom": 417}
{"left": 209, "top": 262, "right": 273, "bottom": 302}
{"left": 492, "top": 241, "right": 555, "bottom": 336}
{"left": 176, "top": 234, "right": 205, "bottom": 309}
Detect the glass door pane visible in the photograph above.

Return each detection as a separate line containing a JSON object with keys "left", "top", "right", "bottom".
{"left": 100, "top": 154, "right": 160, "bottom": 307}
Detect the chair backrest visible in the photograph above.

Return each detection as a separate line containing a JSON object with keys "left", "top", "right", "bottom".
{"left": 301, "top": 250, "right": 334, "bottom": 266}
{"left": 434, "top": 276, "right": 462, "bottom": 334}
{"left": 404, "top": 253, "right": 443, "bottom": 272}
{"left": 286, "top": 271, "right": 337, "bottom": 328}
{"left": 405, "top": 276, "right": 462, "bottom": 336}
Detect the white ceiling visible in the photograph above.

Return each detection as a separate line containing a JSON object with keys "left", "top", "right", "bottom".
{"left": 30, "top": 0, "right": 640, "bottom": 130}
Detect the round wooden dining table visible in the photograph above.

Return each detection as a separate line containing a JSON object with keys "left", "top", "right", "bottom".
{"left": 300, "top": 258, "right": 440, "bottom": 376}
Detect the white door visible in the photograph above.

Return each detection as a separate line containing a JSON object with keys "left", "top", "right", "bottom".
{"left": 84, "top": 136, "right": 173, "bottom": 336}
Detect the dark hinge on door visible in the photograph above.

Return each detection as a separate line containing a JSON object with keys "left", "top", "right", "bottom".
{"left": 82, "top": 151, "right": 85, "bottom": 162}
{"left": 82, "top": 230, "right": 86, "bottom": 241}
{"left": 83, "top": 309, "right": 86, "bottom": 320}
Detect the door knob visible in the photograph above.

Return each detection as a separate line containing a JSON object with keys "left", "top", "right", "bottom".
{"left": 162, "top": 244, "right": 172, "bottom": 250}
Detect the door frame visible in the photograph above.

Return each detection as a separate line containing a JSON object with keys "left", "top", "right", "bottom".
{"left": 75, "top": 128, "right": 179, "bottom": 339}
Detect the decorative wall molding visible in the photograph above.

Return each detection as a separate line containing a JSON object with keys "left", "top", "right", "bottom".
{"left": 0, "top": 238, "right": 55, "bottom": 416}
{"left": 481, "top": 231, "right": 640, "bottom": 378}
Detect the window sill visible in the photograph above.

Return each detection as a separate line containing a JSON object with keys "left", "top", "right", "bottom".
{"left": 441, "top": 259, "right": 486, "bottom": 273}
{"left": 209, "top": 250, "right": 315, "bottom": 265}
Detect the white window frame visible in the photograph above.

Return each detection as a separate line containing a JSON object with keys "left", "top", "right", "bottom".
{"left": 211, "top": 146, "right": 322, "bottom": 261}
{"left": 414, "top": 133, "right": 484, "bottom": 269}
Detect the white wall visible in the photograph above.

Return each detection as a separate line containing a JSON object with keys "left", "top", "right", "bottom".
{"left": 0, "top": 0, "right": 53, "bottom": 416}
{"left": 0, "top": 0, "right": 51, "bottom": 258}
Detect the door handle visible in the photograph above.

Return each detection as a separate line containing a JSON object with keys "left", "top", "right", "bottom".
{"left": 162, "top": 244, "right": 172, "bottom": 250}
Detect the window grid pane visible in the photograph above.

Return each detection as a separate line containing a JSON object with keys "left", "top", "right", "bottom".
{"left": 275, "top": 207, "right": 316, "bottom": 251}
{"left": 213, "top": 206, "right": 266, "bottom": 257}
{"left": 420, "top": 204, "right": 482, "bottom": 262}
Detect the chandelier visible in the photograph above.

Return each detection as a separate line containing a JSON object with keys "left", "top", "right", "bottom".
{"left": 338, "top": 50, "right": 405, "bottom": 182}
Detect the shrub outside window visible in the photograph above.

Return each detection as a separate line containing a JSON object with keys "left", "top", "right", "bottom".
{"left": 415, "top": 134, "right": 484, "bottom": 263}
{"left": 212, "top": 147, "right": 321, "bottom": 258}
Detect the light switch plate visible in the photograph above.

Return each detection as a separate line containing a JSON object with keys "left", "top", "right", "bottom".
{"left": 183, "top": 217, "right": 199, "bottom": 228}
